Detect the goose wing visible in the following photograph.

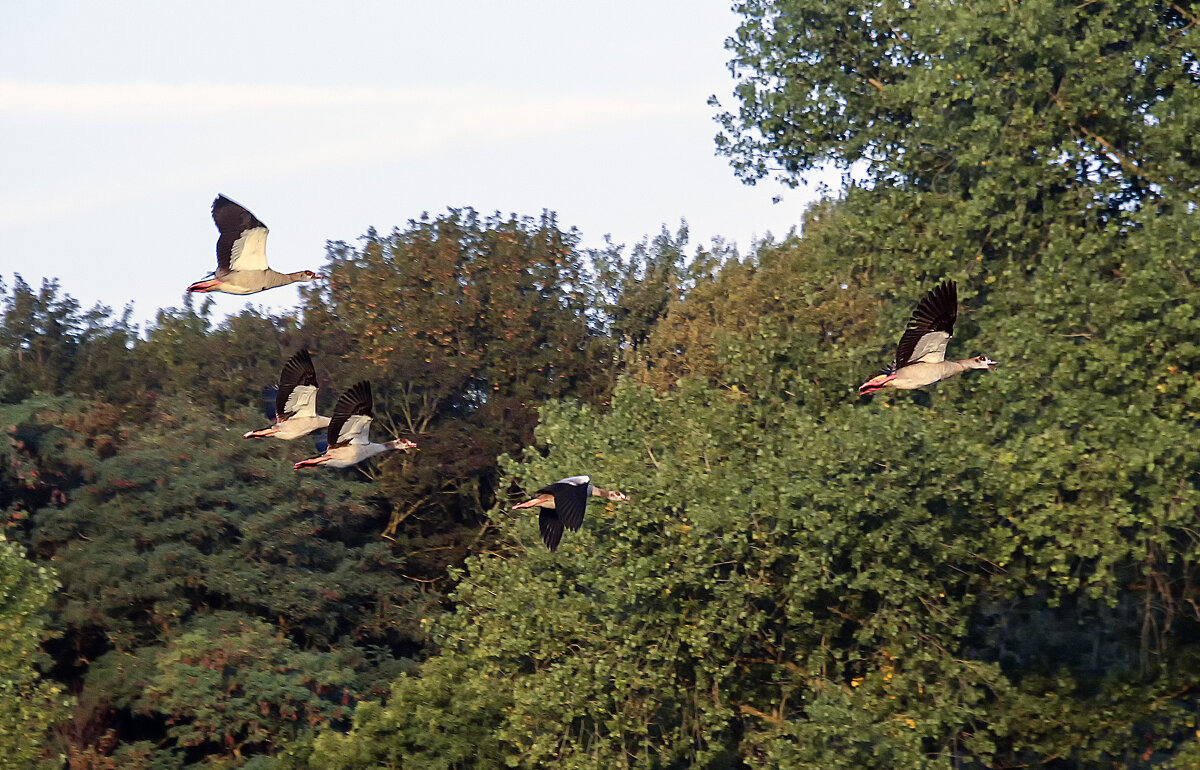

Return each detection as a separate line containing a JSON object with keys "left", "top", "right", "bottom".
{"left": 212, "top": 195, "right": 269, "bottom": 273}
{"left": 895, "top": 280, "right": 957, "bottom": 368}
{"left": 539, "top": 510, "right": 565, "bottom": 551}
{"left": 539, "top": 476, "right": 590, "bottom": 532}
{"left": 261, "top": 385, "right": 279, "bottom": 421}
{"left": 276, "top": 349, "right": 320, "bottom": 420}
{"left": 327, "top": 381, "right": 373, "bottom": 448}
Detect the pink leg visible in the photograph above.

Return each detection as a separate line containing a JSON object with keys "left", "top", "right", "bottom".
{"left": 512, "top": 494, "right": 552, "bottom": 510}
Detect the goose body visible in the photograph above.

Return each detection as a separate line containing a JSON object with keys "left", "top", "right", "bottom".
{"left": 293, "top": 381, "right": 416, "bottom": 469}
{"left": 511, "top": 475, "right": 630, "bottom": 551}
{"left": 859, "top": 280, "right": 997, "bottom": 394}
{"left": 188, "top": 195, "right": 321, "bottom": 295}
{"left": 244, "top": 349, "right": 331, "bottom": 441}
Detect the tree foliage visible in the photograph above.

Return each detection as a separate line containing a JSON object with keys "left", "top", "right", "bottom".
{"left": 716, "top": 0, "right": 1200, "bottom": 211}
{"left": 634, "top": 200, "right": 878, "bottom": 403}
{"left": 0, "top": 532, "right": 71, "bottom": 768}
{"left": 89, "top": 612, "right": 361, "bottom": 757}
{"left": 314, "top": 198, "right": 1200, "bottom": 764}
{"left": 0, "top": 208, "right": 674, "bottom": 765}
{"left": 13, "top": 397, "right": 427, "bottom": 765}
{"left": 296, "top": 209, "right": 621, "bottom": 561}
{"left": 311, "top": 1, "right": 1200, "bottom": 766}
{"left": 6, "top": 1, "right": 1200, "bottom": 764}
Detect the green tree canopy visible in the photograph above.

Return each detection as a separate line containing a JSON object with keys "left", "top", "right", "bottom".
{"left": 0, "top": 204, "right": 677, "bottom": 766}
{"left": 717, "top": 0, "right": 1200, "bottom": 213}
{"left": 0, "top": 532, "right": 71, "bottom": 768}
{"left": 297, "top": 209, "right": 621, "bottom": 564}
{"left": 309, "top": 0, "right": 1200, "bottom": 760}
{"left": 312, "top": 203, "right": 1200, "bottom": 764}
{"left": 20, "top": 398, "right": 425, "bottom": 765}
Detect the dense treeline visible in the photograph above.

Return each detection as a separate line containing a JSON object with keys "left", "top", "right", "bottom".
{"left": 4, "top": 0, "right": 1200, "bottom": 766}
{"left": 0, "top": 211, "right": 693, "bottom": 767}
{"left": 310, "top": 0, "right": 1200, "bottom": 767}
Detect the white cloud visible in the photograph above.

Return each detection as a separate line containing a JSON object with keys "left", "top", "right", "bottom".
{"left": 0, "top": 80, "right": 696, "bottom": 124}
{"left": 0, "top": 80, "right": 705, "bottom": 229}
{"left": 0, "top": 81, "right": 452, "bottom": 119}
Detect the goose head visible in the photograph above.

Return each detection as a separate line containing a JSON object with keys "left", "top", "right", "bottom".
{"left": 385, "top": 439, "right": 418, "bottom": 451}
{"left": 967, "top": 355, "right": 998, "bottom": 370}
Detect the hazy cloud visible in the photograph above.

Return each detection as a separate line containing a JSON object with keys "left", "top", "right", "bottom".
{"left": 0, "top": 80, "right": 696, "bottom": 124}
{"left": 0, "top": 80, "right": 703, "bottom": 229}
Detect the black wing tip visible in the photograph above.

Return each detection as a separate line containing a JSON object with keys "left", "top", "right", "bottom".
{"left": 211, "top": 194, "right": 265, "bottom": 230}
{"left": 283, "top": 347, "right": 313, "bottom": 368}
{"left": 910, "top": 279, "right": 958, "bottom": 329}
{"left": 918, "top": 278, "right": 956, "bottom": 306}
{"left": 212, "top": 194, "right": 243, "bottom": 216}
{"left": 280, "top": 348, "right": 318, "bottom": 384}
{"left": 930, "top": 279, "right": 956, "bottom": 305}
{"left": 539, "top": 511, "right": 564, "bottom": 551}
{"left": 347, "top": 380, "right": 372, "bottom": 406}
{"left": 336, "top": 381, "right": 373, "bottom": 418}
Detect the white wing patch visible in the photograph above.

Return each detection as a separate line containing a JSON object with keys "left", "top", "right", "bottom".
{"left": 557, "top": 475, "right": 590, "bottom": 487}
{"left": 229, "top": 226, "right": 269, "bottom": 272}
{"left": 909, "top": 331, "right": 951, "bottom": 364}
{"left": 337, "top": 414, "right": 373, "bottom": 446}
{"left": 284, "top": 385, "right": 319, "bottom": 418}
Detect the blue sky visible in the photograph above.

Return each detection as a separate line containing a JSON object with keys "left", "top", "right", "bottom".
{"left": 0, "top": 2, "right": 836, "bottom": 327}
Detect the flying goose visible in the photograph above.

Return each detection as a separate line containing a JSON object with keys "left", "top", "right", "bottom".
{"left": 243, "top": 349, "right": 331, "bottom": 441}
{"left": 511, "top": 475, "right": 630, "bottom": 551}
{"left": 293, "top": 381, "right": 416, "bottom": 469}
{"left": 858, "top": 280, "right": 997, "bottom": 394}
{"left": 187, "top": 195, "right": 322, "bottom": 295}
